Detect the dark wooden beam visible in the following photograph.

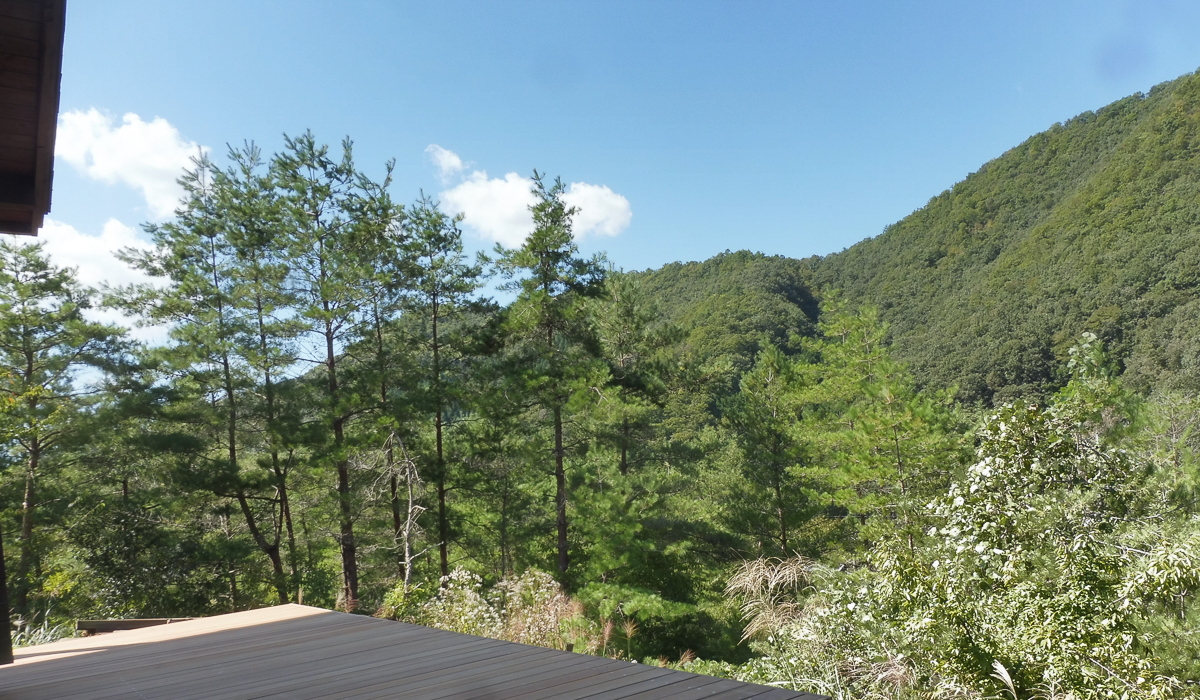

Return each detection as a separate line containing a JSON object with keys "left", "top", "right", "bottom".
{"left": 30, "top": 0, "right": 64, "bottom": 234}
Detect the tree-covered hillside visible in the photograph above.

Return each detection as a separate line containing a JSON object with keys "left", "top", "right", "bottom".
{"left": 807, "top": 69, "right": 1200, "bottom": 404}
{"left": 635, "top": 251, "right": 819, "bottom": 371}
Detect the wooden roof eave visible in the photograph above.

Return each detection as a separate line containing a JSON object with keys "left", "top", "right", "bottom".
{"left": 0, "top": 0, "right": 66, "bottom": 236}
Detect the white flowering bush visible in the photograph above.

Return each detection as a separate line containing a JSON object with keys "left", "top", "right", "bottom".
{"left": 380, "top": 568, "right": 601, "bottom": 652}
{"left": 494, "top": 568, "right": 591, "bottom": 649}
{"left": 720, "top": 336, "right": 1200, "bottom": 699}
{"left": 415, "top": 569, "right": 503, "bottom": 638}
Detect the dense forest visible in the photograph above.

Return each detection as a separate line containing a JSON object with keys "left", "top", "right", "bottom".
{"left": 806, "top": 69, "right": 1200, "bottom": 406}
{"left": 3, "top": 72, "right": 1200, "bottom": 699}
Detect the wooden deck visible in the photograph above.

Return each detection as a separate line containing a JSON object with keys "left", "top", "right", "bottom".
{"left": 0, "top": 604, "right": 826, "bottom": 699}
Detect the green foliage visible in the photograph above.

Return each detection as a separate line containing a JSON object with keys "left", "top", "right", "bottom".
{"left": 721, "top": 344, "right": 816, "bottom": 556}
{"left": 70, "top": 498, "right": 233, "bottom": 618}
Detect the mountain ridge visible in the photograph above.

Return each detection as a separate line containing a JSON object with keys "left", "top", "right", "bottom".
{"left": 643, "top": 68, "right": 1200, "bottom": 403}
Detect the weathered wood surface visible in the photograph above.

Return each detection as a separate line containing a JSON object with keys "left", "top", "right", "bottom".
{"left": 0, "top": 604, "right": 827, "bottom": 699}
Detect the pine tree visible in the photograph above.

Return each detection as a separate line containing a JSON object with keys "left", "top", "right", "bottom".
{"left": 405, "top": 195, "right": 487, "bottom": 580}
{"left": 0, "top": 241, "right": 124, "bottom": 615}
{"left": 120, "top": 152, "right": 294, "bottom": 604}
{"left": 492, "top": 173, "right": 606, "bottom": 579}
{"left": 272, "top": 132, "right": 400, "bottom": 608}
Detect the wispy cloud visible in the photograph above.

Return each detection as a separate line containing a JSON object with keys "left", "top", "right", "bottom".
{"left": 56, "top": 109, "right": 207, "bottom": 220}
{"left": 425, "top": 144, "right": 466, "bottom": 183}
{"left": 429, "top": 145, "right": 632, "bottom": 247}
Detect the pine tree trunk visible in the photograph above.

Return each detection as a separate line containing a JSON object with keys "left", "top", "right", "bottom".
{"left": 323, "top": 310, "right": 358, "bottom": 608}
{"left": 224, "top": 350, "right": 288, "bottom": 605}
{"left": 554, "top": 405, "right": 569, "bottom": 576}
{"left": 335, "top": 430, "right": 358, "bottom": 608}
{"left": 403, "top": 466, "right": 416, "bottom": 589}
{"left": 0, "top": 521, "right": 12, "bottom": 665}
{"left": 236, "top": 494, "right": 289, "bottom": 604}
{"left": 388, "top": 438, "right": 404, "bottom": 578}
{"left": 432, "top": 308, "right": 450, "bottom": 581}
{"left": 499, "top": 478, "right": 510, "bottom": 577}
{"left": 436, "top": 409, "right": 449, "bottom": 581}
{"left": 277, "top": 464, "right": 299, "bottom": 599}
{"left": 14, "top": 440, "right": 38, "bottom": 614}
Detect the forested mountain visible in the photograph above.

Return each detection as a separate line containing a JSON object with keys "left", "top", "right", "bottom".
{"left": 805, "top": 69, "right": 1200, "bottom": 404}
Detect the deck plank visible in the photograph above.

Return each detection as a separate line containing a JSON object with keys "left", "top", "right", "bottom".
{"left": 102, "top": 622, "right": 492, "bottom": 700}
{"left": 0, "top": 604, "right": 825, "bottom": 700}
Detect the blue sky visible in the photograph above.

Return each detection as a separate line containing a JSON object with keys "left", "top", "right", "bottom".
{"left": 40, "top": 0, "right": 1200, "bottom": 287}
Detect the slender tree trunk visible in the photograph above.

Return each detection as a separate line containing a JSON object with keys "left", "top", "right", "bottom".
{"left": 435, "top": 405, "right": 449, "bottom": 581}
{"left": 431, "top": 304, "right": 450, "bottom": 582}
{"left": 223, "top": 352, "right": 288, "bottom": 604}
{"left": 15, "top": 440, "right": 38, "bottom": 614}
{"left": 0, "top": 521, "right": 12, "bottom": 665}
{"left": 270, "top": 449, "right": 298, "bottom": 596}
{"left": 278, "top": 464, "right": 299, "bottom": 598}
{"left": 236, "top": 494, "right": 288, "bottom": 604}
{"left": 335, "top": 434, "right": 357, "bottom": 608}
{"left": 255, "top": 291, "right": 299, "bottom": 599}
{"left": 326, "top": 319, "right": 358, "bottom": 608}
{"left": 436, "top": 476, "right": 449, "bottom": 581}
{"left": 554, "top": 405, "right": 569, "bottom": 576}
{"left": 499, "top": 476, "right": 510, "bottom": 577}
{"left": 387, "top": 437, "right": 404, "bottom": 578}
{"left": 375, "top": 320, "right": 407, "bottom": 580}
{"left": 403, "top": 464, "right": 417, "bottom": 589}
{"left": 619, "top": 417, "right": 629, "bottom": 476}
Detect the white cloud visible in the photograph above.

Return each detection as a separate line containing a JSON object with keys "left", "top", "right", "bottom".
{"left": 39, "top": 218, "right": 167, "bottom": 342}
{"left": 440, "top": 170, "right": 538, "bottom": 247}
{"left": 562, "top": 183, "right": 632, "bottom": 238}
{"left": 431, "top": 146, "right": 632, "bottom": 247}
{"left": 56, "top": 108, "right": 207, "bottom": 220}
{"left": 425, "top": 144, "right": 466, "bottom": 183}
{"left": 40, "top": 217, "right": 157, "bottom": 290}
